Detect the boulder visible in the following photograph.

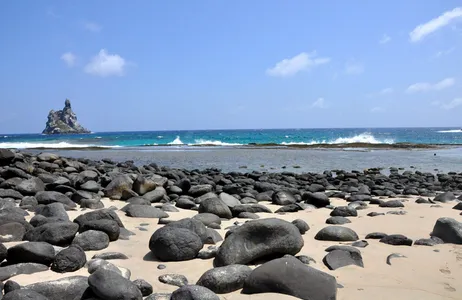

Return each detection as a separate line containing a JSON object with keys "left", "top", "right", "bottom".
{"left": 314, "top": 226, "right": 359, "bottom": 242}
{"left": 219, "top": 193, "right": 241, "bottom": 207}
{"left": 35, "top": 202, "right": 69, "bottom": 221}
{"left": 79, "top": 219, "right": 120, "bottom": 241}
{"left": 125, "top": 205, "right": 169, "bottom": 218}
{"left": 0, "top": 222, "right": 26, "bottom": 242}
{"left": 3, "top": 290, "right": 50, "bottom": 300}
{"left": 72, "top": 230, "right": 110, "bottom": 251}
{"left": 24, "top": 275, "right": 89, "bottom": 300}
{"left": 434, "top": 192, "right": 455, "bottom": 202}
{"left": 133, "top": 278, "right": 153, "bottom": 297}
{"left": 323, "top": 249, "right": 364, "bottom": 270}
{"left": 166, "top": 218, "right": 208, "bottom": 244}
{"left": 16, "top": 177, "right": 45, "bottom": 195}
{"left": 326, "top": 216, "right": 351, "bottom": 225}
{"left": 197, "top": 264, "right": 252, "bottom": 294}
{"left": 198, "top": 198, "right": 232, "bottom": 219}
{"left": 149, "top": 226, "right": 203, "bottom": 261}
{"left": 379, "top": 234, "right": 413, "bottom": 246}
{"left": 303, "top": 192, "right": 330, "bottom": 207}
{"left": 24, "top": 222, "right": 79, "bottom": 246}
{"left": 272, "top": 191, "right": 296, "bottom": 206}
{"left": 104, "top": 174, "right": 134, "bottom": 200}
{"left": 431, "top": 217, "right": 462, "bottom": 244}
{"left": 242, "top": 255, "right": 337, "bottom": 300}
{"left": 74, "top": 208, "right": 124, "bottom": 228}
{"left": 292, "top": 219, "right": 310, "bottom": 234}
{"left": 0, "top": 263, "right": 49, "bottom": 281}
{"left": 132, "top": 175, "right": 157, "bottom": 195}
{"left": 0, "top": 149, "right": 15, "bottom": 166}
{"left": 192, "top": 213, "right": 221, "bottom": 227}
{"left": 158, "top": 274, "right": 188, "bottom": 287}
{"left": 379, "top": 200, "right": 404, "bottom": 208}
{"left": 35, "top": 191, "right": 76, "bottom": 208}
{"left": 330, "top": 206, "right": 357, "bottom": 217}
{"left": 214, "top": 218, "right": 304, "bottom": 266}
{"left": 51, "top": 245, "right": 86, "bottom": 273}
{"left": 170, "top": 285, "right": 219, "bottom": 300}
{"left": 88, "top": 268, "right": 143, "bottom": 300}
{"left": 7, "top": 242, "right": 55, "bottom": 266}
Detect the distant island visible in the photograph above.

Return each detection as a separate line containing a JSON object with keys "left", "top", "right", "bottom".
{"left": 42, "top": 99, "right": 90, "bottom": 134}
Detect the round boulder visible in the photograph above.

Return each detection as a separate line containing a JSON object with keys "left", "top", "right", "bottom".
{"left": 149, "top": 226, "right": 203, "bottom": 261}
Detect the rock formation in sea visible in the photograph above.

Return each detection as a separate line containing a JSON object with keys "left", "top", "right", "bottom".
{"left": 42, "top": 99, "right": 90, "bottom": 134}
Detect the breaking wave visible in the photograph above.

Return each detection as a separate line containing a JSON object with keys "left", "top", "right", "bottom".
{"left": 167, "top": 136, "right": 184, "bottom": 145}
{"left": 191, "top": 139, "right": 243, "bottom": 146}
{"left": 282, "top": 133, "right": 394, "bottom": 145}
{"left": 437, "top": 129, "right": 462, "bottom": 133}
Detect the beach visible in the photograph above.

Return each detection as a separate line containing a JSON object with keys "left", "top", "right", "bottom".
{"left": 0, "top": 148, "right": 462, "bottom": 300}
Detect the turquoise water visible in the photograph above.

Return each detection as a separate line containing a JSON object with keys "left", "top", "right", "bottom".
{"left": 1, "top": 128, "right": 462, "bottom": 149}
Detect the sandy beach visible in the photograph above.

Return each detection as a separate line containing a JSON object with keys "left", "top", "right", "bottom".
{"left": 6, "top": 197, "right": 462, "bottom": 300}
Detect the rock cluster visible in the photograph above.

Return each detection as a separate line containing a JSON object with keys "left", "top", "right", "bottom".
{"left": 0, "top": 148, "right": 461, "bottom": 298}
{"left": 42, "top": 99, "right": 90, "bottom": 134}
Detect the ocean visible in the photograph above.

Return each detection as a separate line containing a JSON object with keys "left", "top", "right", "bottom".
{"left": 2, "top": 127, "right": 462, "bottom": 149}
{"left": 2, "top": 128, "right": 462, "bottom": 174}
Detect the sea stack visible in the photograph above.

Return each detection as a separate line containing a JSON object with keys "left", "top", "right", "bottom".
{"left": 42, "top": 99, "right": 90, "bottom": 134}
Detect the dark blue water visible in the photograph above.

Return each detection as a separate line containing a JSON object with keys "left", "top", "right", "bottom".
{"left": 1, "top": 128, "right": 462, "bottom": 149}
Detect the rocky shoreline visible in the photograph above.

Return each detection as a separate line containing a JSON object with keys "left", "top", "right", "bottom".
{"left": 0, "top": 148, "right": 461, "bottom": 299}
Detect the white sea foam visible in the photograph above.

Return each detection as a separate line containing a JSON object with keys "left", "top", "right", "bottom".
{"left": 281, "top": 133, "right": 394, "bottom": 145}
{"left": 437, "top": 129, "right": 462, "bottom": 133}
{"left": 192, "top": 139, "right": 242, "bottom": 146}
{"left": 157, "top": 136, "right": 163, "bottom": 138}
{"left": 0, "top": 142, "right": 119, "bottom": 149}
{"left": 168, "top": 136, "right": 184, "bottom": 145}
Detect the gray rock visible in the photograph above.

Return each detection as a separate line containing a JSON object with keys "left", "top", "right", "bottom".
{"left": 79, "top": 219, "right": 120, "bottom": 241}
{"left": 325, "top": 245, "right": 361, "bottom": 255}
{"left": 74, "top": 208, "right": 124, "bottom": 228}
{"left": 323, "top": 249, "right": 364, "bottom": 270}
{"left": 143, "top": 188, "right": 167, "bottom": 203}
{"left": 80, "top": 180, "right": 100, "bottom": 193}
{"left": 166, "top": 218, "right": 208, "bottom": 244}
{"left": 367, "top": 212, "right": 385, "bottom": 217}
{"left": 198, "top": 198, "right": 232, "bottom": 219}
{"left": 35, "top": 202, "right": 69, "bottom": 221}
{"left": 351, "top": 240, "right": 369, "bottom": 248}
{"left": 365, "top": 232, "right": 388, "bottom": 239}
{"left": 170, "top": 285, "right": 219, "bottom": 300}
{"left": 414, "top": 236, "right": 444, "bottom": 246}
{"left": 205, "top": 228, "right": 223, "bottom": 244}
{"left": 145, "top": 293, "right": 171, "bottom": 300}
{"left": 326, "top": 216, "right": 351, "bottom": 225}
{"left": 103, "top": 174, "right": 134, "bottom": 200}
{"left": 431, "top": 217, "right": 462, "bottom": 244}
{"left": 88, "top": 268, "right": 142, "bottom": 300}
{"left": 453, "top": 202, "right": 462, "bottom": 210}
{"left": 92, "top": 252, "right": 129, "bottom": 260}
{"left": 330, "top": 206, "right": 357, "bottom": 217}
{"left": 0, "top": 263, "right": 49, "bottom": 281}
{"left": 197, "top": 264, "right": 252, "bottom": 294}
{"left": 35, "top": 191, "right": 76, "bottom": 208}
{"left": 3, "top": 289, "right": 50, "bottom": 300}
{"left": 315, "top": 226, "right": 359, "bottom": 242}
{"left": 125, "top": 205, "right": 169, "bottom": 218}
{"left": 72, "top": 230, "right": 109, "bottom": 251}
{"left": 16, "top": 177, "right": 45, "bottom": 195}
{"left": 380, "top": 234, "right": 413, "bottom": 246}
{"left": 132, "top": 175, "right": 157, "bottom": 195}
{"left": 0, "top": 222, "right": 26, "bottom": 242}
{"left": 303, "top": 192, "right": 330, "bottom": 207}
{"left": 175, "top": 197, "right": 196, "bottom": 209}
{"left": 0, "top": 149, "right": 15, "bottom": 166}
{"left": 24, "top": 275, "right": 89, "bottom": 300}
{"left": 24, "top": 222, "right": 79, "bottom": 246}
{"left": 7, "top": 242, "right": 56, "bottom": 266}
{"left": 51, "top": 245, "right": 86, "bottom": 273}
{"left": 214, "top": 218, "right": 304, "bottom": 266}
{"left": 242, "top": 255, "right": 337, "bottom": 300}
{"left": 292, "top": 219, "right": 310, "bottom": 234}
{"left": 237, "top": 212, "right": 260, "bottom": 219}
{"left": 192, "top": 213, "right": 221, "bottom": 227}
{"left": 149, "top": 226, "right": 203, "bottom": 261}
{"left": 4, "top": 279, "right": 21, "bottom": 294}
{"left": 379, "top": 200, "right": 405, "bottom": 208}
{"left": 133, "top": 278, "right": 153, "bottom": 297}
{"left": 159, "top": 274, "right": 188, "bottom": 287}
{"left": 272, "top": 191, "right": 296, "bottom": 206}
{"left": 434, "top": 192, "right": 455, "bottom": 202}
{"left": 219, "top": 192, "right": 241, "bottom": 207}
{"left": 296, "top": 255, "right": 316, "bottom": 265}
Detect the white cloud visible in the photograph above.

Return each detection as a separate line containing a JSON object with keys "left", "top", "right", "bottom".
{"left": 60, "top": 52, "right": 76, "bottom": 67}
{"left": 406, "top": 77, "right": 455, "bottom": 93}
{"left": 442, "top": 98, "right": 462, "bottom": 110}
{"left": 266, "top": 51, "right": 330, "bottom": 77}
{"left": 431, "top": 100, "right": 440, "bottom": 106}
{"left": 379, "top": 87, "right": 394, "bottom": 95}
{"left": 409, "top": 7, "right": 462, "bottom": 42}
{"left": 344, "top": 61, "right": 364, "bottom": 75}
{"left": 312, "top": 97, "right": 327, "bottom": 109}
{"left": 379, "top": 34, "right": 391, "bottom": 44}
{"left": 435, "top": 47, "right": 456, "bottom": 58}
{"left": 84, "top": 49, "right": 126, "bottom": 77}
{"left": 83, "top": 21, "right": 102, "bottom": 32}
{"left": 371, "top": 107, "right": 384, "bottom": 113}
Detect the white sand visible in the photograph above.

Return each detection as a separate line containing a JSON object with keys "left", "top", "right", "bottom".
{"left": 7, "top": 197, "right": 462, "bottom": 300}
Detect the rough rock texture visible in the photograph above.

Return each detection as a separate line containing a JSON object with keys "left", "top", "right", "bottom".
{"left": 24, "top": 276, "right": 90, "bottom": 300}
{"left": 51, "top": 245, "right": 86, "bottom": 273}
{"left": 242, "top": 256, "right": 337, "bottom": 300}
{"left": 196, "top": 264, "right": 253, "bottom": 294}
{"left": 214, "top": 218, "right": 304, "bottom": 266}
{"left": 3, "top": 290, "right": 50, "bottom": 300}
{"left": 42, "top": 99, "right": 90, "bottom": 134}
{"left": 314, "top": 226, "right": 359, "bottom": 242}
{"left": 149, "top": 226, "right": 203, "bottom": 261}
{"left": 7, "top": 242, "right": 55, "bottom": 266}
{"left": 170, "top": 285, "right": 219, "bottom": 300}
{"left": 431, "top": 217, "right": 462, "bottom": 244}
{"left": 88, "top": 268, "right": 142, "bottom": 300}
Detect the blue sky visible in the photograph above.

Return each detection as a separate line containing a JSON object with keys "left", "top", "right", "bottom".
{"left": 1, "top": 1, "right": 462, "bottom": 133}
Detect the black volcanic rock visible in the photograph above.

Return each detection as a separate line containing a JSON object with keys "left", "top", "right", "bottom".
{"left": 42, "top": 99, "right": 90, "bottom": 134}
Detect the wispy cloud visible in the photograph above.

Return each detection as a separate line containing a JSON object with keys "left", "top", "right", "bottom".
{"left": 379, "top": 87, "right": 394, "bottom": 95}
{"left": 82, "top": 21, "right": 102, "bottom": 33}
{"left": 344, "top": 60, "right": 364, "bottom": 75}
{"left": 60, "top": 52, "right": 76, "bottom": 67}
{"left": 406, "top": 77, "right": 455, "bottom": 93}
{"left": 46, "top": 8, "right": 61, "bottom": 19}
{"left": 442, "top": 98, "right": 462, "bottom": 110}
{"left": 371, "top": 107, "right": 384, "bottom": 113}
{"left": 410, "top": 7, "right": 462, "bottom": 42}
{"left": 379, "top": 34, "right": 391, "bottom": 44}
{"left": 434, "top": 47, "right": 456, "bottom": 58}
{"left": 312, "top": 97, "right": 328, "bottom": 109}
{"left": 266, "top": 51, "right": 330, "bottom": 77}
{"left": 84, "top": 49, "right": 126, "bottom": 77}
